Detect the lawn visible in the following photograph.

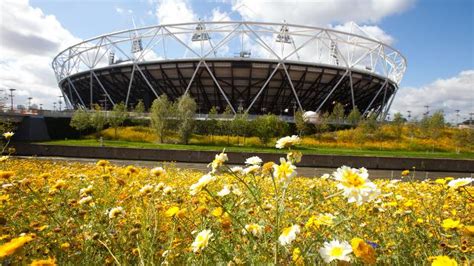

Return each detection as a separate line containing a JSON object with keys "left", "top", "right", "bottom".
{"left": 39, "top": 139, "right": 474, "bottom": 159}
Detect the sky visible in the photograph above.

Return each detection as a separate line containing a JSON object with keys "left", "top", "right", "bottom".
{"left": 0, "top": 0, "right": 472, "bottom": 122}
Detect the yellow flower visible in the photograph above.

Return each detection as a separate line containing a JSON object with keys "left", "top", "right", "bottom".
{"left": 292, "top": 247, "right": 304, "bottom": 265}
{"left": 0, "top": 156, "right": 9, "bottom": 162}
{"left": 211, "top": 207, "right": 223, "bottom": 217}
{"left": 60, "top": 243, "right": 70, "bottom": 250}
{"left": 401, "top": 170, "right": 410, "bottom": 176}
{"left": 435, "top": 178, "right": 447, "bottom": 185}
{"left": 430, "top": 255, "right": 457, "bottom": 266}
{"left": 150, "top": 167, "right": 166, "bottom": 177}
{"left": 208, "top": 151, "right": 228, "bottom": 173}
{"left": 0, "top": 234, "right": 34, "bottom": 258}
{"left": 107, "top": 207, "right": 125, "bottom": 219}
{"left": 306, "top": 213, "right": 336, "bottom": 230}
{"left": 273, "top": 158, "right": 297, "bottom": 183}
{"left": 126, "top": 165, "right": 139, "bottom": 175}
{"left": 351, "top": 238, "right": 376, "bottom": 264}
{"left": 243, "top": 223, "right": 263, "bottom": 237}
{"left": 30, "top": 257, "right": 57, "bottom": 266}
{"left": 0, "top": 171, "right": 14, "bottom": 180}
{"left": 441, "top": 218, "right": 462, "bottom": 230}
{"left": 96, "top": 160, "right": 110, "bottom": 167}
{"left": 287, "top": 151, "right": 302, "bottom": 164}
{"left": 191, "top": 229, "right": 213, "bottom": 253}
{"left": 3, "top": 132, "right": 14, "bottom": 140}
{"left": 165, "top": 206, "right": 180, "bottom": 217}
{"left": 278, "top": 224, "right": 300, "bottom": 245}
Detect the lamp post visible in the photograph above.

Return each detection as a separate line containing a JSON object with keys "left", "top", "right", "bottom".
{"left": 53, "top": 102, "right": 57, "bottom": 111}
{"left": 9, "top": 88, "right": 15, "bottom": 111}
{"left": 28, "top": 97, "right": 33, "bottom": 110}
{"left": 455, "top": 110, "right": 460, "bottom": 125}
{"left": 58, "top": 96, "right": 63, "bottom": 111}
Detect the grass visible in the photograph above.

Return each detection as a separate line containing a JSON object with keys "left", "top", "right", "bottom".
{"left": 38, "top": 139, "right": 474, "bottom": 159}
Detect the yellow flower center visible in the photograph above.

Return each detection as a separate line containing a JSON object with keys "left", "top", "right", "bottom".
{"left": 344, "top": 172, "right": 365, "bottom": 188}
{"left": 281, "top": 226, "right": 292, "bottom": 237}
{"left": 330, "top": 247, "right": 343, "bottom": 257}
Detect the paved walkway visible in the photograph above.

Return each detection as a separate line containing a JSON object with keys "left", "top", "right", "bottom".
{"left": 16, "top": 156, "right": 473, "bottom": 180}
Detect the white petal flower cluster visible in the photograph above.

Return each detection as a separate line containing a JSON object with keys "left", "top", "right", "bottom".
{"left": 333, "top": 166, "right": 380, "bottom": 205}
{"left": 245, "top": 156, "right": 263, "bottom": 166}
{"left": 190, "top": 173, "right": 217, "bottom": 195}
{"left": 318, "top": 239, "right": 352, "bottom": 263}
{"left": 275, "top": 135, "right": 301, "bottom": 149}
{"left": 278, "top": 224, "right": 300, "bottom": 245}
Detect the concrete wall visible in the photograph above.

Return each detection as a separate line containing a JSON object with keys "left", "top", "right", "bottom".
{"left": 13, "top": 143, "right": 474, "bottom": 172}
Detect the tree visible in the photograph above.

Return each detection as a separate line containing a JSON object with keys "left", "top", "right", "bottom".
{"left": 231, "top": 113, "right": 252, "bottom": 145}
{"left": 347, "top": 107, "right": 361, "bottom": 126}
{"left": 176, "top": 94, "right": 197, "bottom": 144}
{"left": 253, "top": 114, "right": 288, "bottom": 145}
{"left": 90, "top": 104, "right": 107, "bottom": 137}
{"left": 134, "top": 99, "right": 145, "bottom": 114}
{"left": 70, "top": 107, "right": 91, "bottom": 136}
{"left": 330, "top": 102, "right": 346, "bottom": 129}
{"left": 150, "top": 95, "right": 172, "bottom": 143}
{"left": 108, "top": 102, "right": 128, "bottom": 139}
{"left": 428, "top": 111, "right": 445, "bottom": 139}
{"left": 294, "top": 110, "right": 308, "bottom": 136}
{"left": 391, "top": 112, "right": 405, "bottom": 139}
{"left": 206, "top": 106, "right": 219, "bottom": 142}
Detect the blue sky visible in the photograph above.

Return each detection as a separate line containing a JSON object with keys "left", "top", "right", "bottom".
{"left": 1, "top": 0, "right": 473, "bottom": 120}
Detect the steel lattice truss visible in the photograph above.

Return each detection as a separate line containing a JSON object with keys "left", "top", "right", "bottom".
{"left": 52, "top": 21, "right": 406, "bottom": 118}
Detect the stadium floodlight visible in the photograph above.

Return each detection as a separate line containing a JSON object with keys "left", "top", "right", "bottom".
{"left": 108, "top": 51, "right": 115, "bottom": 65}
{"left": 275, "top": 24, "right": 292, "bottom": 44}
{"left": 131, "top": 34, "right": 143, "bottom": 53}
{"left": 192, "top": 22, "right": 211, "bottom": 42}
{"left": 9, "top": 88, "right": 15, "bottom": 111}
{"left": 330, "top": 41, "right": 339, "bottom": 66}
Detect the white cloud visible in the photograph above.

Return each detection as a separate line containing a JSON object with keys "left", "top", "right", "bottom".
{"left": 155, "top": 0, "right": 196, "bottom": 24}
{"left": 391, "top": 70, "right": 474, "bottom": 123}
{"left": 232, "top": 0, "right": 414, "bottom": 26}
{"left": 115, "top": 7, "right": 124, "bottom": 14}
{"left": 0, "top": 0, "right": 81, "bottom": 109}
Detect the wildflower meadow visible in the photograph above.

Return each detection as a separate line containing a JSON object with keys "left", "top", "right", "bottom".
{"left": 0, "top": 132, "right": 472, "bottom": 265}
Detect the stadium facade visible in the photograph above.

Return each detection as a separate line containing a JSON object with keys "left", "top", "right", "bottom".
{"left": 52, "top": 21, "right": 406, "bottom": 118}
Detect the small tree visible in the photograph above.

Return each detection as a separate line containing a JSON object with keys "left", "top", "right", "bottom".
{"left": 108, "top": 102, "right": 128, "bottom": 139}
{"left": 134, "top": 99, "right": 145, "bottom": 114}
{"left": 206, "top": 106, "right": 219, "bottom": 142}
{"left": 150, "top": 95, "right": 172, "bottom": 143}
{"left": 347, "top": 107, "right": 361, "bottom": 126}
{"left": 254, "top": 114, "right": 288, "bottom": 145}
{"left": 392, "top": 112, "right": 405, "bottom": 139}
{"left": 294, "top": 110, "right": 308, "bottom": 136}
{"left": 231, "top": 113, "right": 252, "bottom": 145}
{"left": 70, "top": 107, "right": 91, "bottom": 136}
{"left": 218, "top": 105, "right": 233, "bottom": 143}
{"left": 330, "top": 102, "right": 346, "bottom": 129}
{"left": 428, "top": 111, "right": 445, "bottom": 139}
{"left": 90, "top": 104, "right": 107, "bottom": 137}
{"left": 176, "top": 94, "right": 197, "bottom": 144}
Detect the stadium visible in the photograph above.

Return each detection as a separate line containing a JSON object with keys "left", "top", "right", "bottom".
{"left": 52, "top": 21, "right": 406, "bottom": 118}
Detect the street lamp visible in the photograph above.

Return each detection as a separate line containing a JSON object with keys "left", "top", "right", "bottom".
{"left": 58, "top": 96, "right": 63, "bottom": 111}
{"left": 28, "top": 97, "right": 33, "bottom": 110}
{"left": 455, "top": 110, "right": 460, "bottom": 125}
{"left": 9, "top": 88, "right": 15, "bottom": 111}
{"left": 53, "top": 102, "right": 57, "bottom": 111}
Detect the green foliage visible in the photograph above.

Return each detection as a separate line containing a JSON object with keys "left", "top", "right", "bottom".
{"left": 330, "top": 102, "right": 346, "bottom": 123}
{"left": 70, "top": 107, "right": 91, "bottom": 134}
{"left": 0, "top": 118, "right": 15, "bottom": 134}
{"left": 109, "top": 102, "right": 128, "bottom": 139}
{"left": 90, "top": 104, "right": 107, "bottom": 137}
{"left": 134, "top": 99, "right": 145, "bottom": 114}
{"left": 254, "top": 114, "right": 288, "bottom": 145}
{"left": 176, "top": 94, "right": 197, "bottom": 144}
{"left": 392, "top": 112, "right": 405, "bottom": 139}
{"left": 346, "top": 107, "right": 361, "bottom": 125}
{"left": 230, "top": 113, "right": 253, "bottom": 145}
{"left": 150, "top": 95, "right": 172, "bottom": 143}
{"left": 294, "top": 110, "right": 308, "bottom": 136}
